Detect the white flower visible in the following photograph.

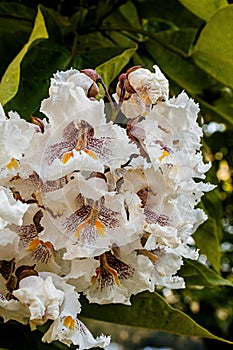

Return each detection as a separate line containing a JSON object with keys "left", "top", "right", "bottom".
{"left": 127, "top": 65, "right": 169, "bottom": 104}
{"left": 0, "top": 187, "right": 28, "bottom": 229}
{"left": 137, "top": 245, "right": 185, "bottom": 289}
{"left": 114, "top": 65, "right": 169, "bottom": 117}
{"left": 40, "top": 272, "right": 111, "bottom": 349}
{"left": 13, "top": 275, "right": 64, "bottom": 325}
{"left": 121, "top": 166, "right": 185, "bottom": 246}
{"left": 0, "top": 63, "right": 216, "bottom": 348}
{"left": 0, "top": 108, "right": 37, "bottom": 178}
{"left": 66, "top": 242, "right": 154, "bottom": 305}
{"left": 39, "top": 173, "right": 143, "bottom": 259}
{"left": 49, "top": 68, "right": 99, "bottom": 98}
{"left": 0, "top": 228, "right": 19, "bottom": 260}
{"left": 37, "top": 86, "right": 137, "bottom": 180}
{"left": 126, "top": 92, "right": 206, "bottom": 173}
{"left": 43, "top": 316, "right": 110, "bottom": 349}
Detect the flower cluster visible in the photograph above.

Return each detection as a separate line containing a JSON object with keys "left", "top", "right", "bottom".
{"left": 0, "top": 65, "right": 213, "bottom": 348}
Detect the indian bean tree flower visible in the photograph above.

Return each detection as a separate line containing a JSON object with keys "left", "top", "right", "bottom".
{"left": 0, "top": 64, "right": 214, "bottom": 349}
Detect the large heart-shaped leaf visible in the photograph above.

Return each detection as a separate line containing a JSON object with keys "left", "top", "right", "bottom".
{"left": 192, "top": 5, "right": 233, "bottom": 89}
{"left": 178, "top": 0, "right": 228, "bottom": 21}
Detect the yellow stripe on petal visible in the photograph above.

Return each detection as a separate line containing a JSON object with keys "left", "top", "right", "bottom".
{"left": 75, "top": 220, "right": 90, "bottom": 238}
{"left": 91, "top": 267, "right": 101, "bottom": 285}
{"left": 27, "top": 238, "right": 41, "bottom": 251}
{"left": 95, "top": 219, "right": 105, "bottom": 236}
{"left": 75, "top": 201, "right": 105, "bottom": 238}
{"left": 142, "top": 249, "right": 159, "bottom": 262}
{"left": 101, "top": 254, "right": 121, "bottom": 287}
{"left": 62, "top": 151, "right": 74, "bottom": 164}
{"left": 63, "top": 315, "right": 75, "bottom": 330}
{"left": 44, "top": 242, "right": 55, "bottom": 260}
{"left": 105, "top": 264, "right": 121, "bottom": 286}
{"left": 159, "top": 150, "right": 169, "bottom": 161}
{"left": 6, "top": 157, "right": 19, "bottom": 170}
{"left": 84, "top": 148, "right": 98, "bottom": 160}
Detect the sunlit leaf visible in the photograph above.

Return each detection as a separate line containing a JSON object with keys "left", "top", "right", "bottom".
{"left": 80, "top": 292, "right": 233, "bottom": 343}
{"left": 96, "top": 45, "right": 137, "bottom": 87}
{"left": 178, "top": 0, "right": 228, "bottom": 21}
{"left": 192, "top": 5, "right": 233, "bottom": 89}
{"left": 5, "top": 41, "right": 71, "bottom": 119}
{"left": 180, "top": 259, "right": 232, "bottom": 287}
{"left": 0, "top": 3, "right": 34, "bottom": 77}
{"left": 0, "top": 7, "right": 48, "bottom": 106}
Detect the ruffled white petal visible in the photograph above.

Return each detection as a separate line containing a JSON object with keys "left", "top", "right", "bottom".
{"left": 0, "top": 187, "right": 28, "bottom": 228}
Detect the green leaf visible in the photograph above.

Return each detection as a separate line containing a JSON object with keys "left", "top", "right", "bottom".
{"left": 136, "top": 0, "right": 203, "bottom": 28}
{"left": 180, "top": 259, "right": 232, "bottom": 287}
{"left": 80, "top": 292, "right": 232, "bottom": 343}
{"left": 0, "top": 3, "right": 34, "bottom": 78}
{"left": 194, "top": 218, "right": 221, "bottom": 273}
{"left": 193, "top": 183, "right": 223, "bottom": 272}
{"left": 192, "top": 5, "right": 233, "bottom": 89}
{"left": 178, "top": 0, "right": 228, "bottom": 21}
{"left": 5, "top": 41, "right": 71, "bottom": 119}
{"left": 145, "top": 34, "right": 213, "bottom": 93}
{"left": 0, "top": 7, "right": 48, "bottom": 106}
{"left": 96, "top": 45, "right": 137, "bottom": 87}
{"left": 73, "top": 47, "right": 127, "bottom": 70}
{"left": 149, "top": 28, "right": 197, "bottom": 56}
{"left": 119, "top": 1, "right": 141, "bottom": 28}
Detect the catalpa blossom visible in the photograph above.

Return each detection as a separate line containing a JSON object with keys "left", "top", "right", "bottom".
{"left": 126, "top": 91, "right": 210, "bottom": 179}
{"left": 0, "top": 63, "right": 215, "bottom": 349}
{"left": 66, "top": 242, "right": 154, "bottom": 305}
{"left": 34, "top": 78, "right": 137, "bottom": 180}
{"left": 39, "top": 173, "right": 144, "bottom": 259}
{"left": 13, "top": 274, "right": 64, "bottom": 326}
{"left": 12, "top": 272, "right": 110, "bottom": 349}
{"left": 0, "top": 105, "right": 38, "bottom": 180}
{"left": 114, "top": 65, "right": 169, "bottom": 117}
{"left": 41, "top": 272, "right": 110, "bottom": 349}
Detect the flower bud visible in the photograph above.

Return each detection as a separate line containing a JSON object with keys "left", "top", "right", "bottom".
{"left": 127, "top": 65, "right": 169, "bottom": 104}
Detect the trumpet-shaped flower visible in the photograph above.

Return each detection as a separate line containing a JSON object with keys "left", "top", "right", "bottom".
{"left": 66, "top": 242, "right": 154, "bottom": 305}
{"left": 39, "top": 174, "right": 144, "bottom": 258}
{"left": 40, "top": 272, "right": 110, "bottom": 349}
{"left": 37, "top": 87, "right": 137, "bottom": 180}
